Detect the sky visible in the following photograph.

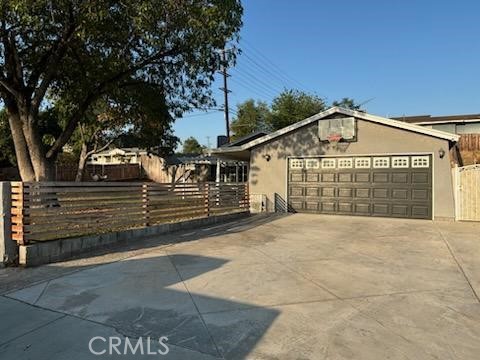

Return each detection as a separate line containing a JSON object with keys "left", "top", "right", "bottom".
{"left": 173, "top": 0, "right": 480, "bottom": 147}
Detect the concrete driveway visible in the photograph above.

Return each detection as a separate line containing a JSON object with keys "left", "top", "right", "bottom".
{"left": 1, "top": 214, "right": 480, "bottom": 359}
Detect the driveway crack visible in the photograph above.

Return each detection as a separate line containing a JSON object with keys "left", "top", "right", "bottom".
{"left": 435, "top": 225, "right": 480, "bottom": 303}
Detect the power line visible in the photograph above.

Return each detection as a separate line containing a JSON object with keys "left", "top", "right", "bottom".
{"left": 229, "top": 74, "right": 276, "bottom": 97}
{"left": 230, "top": 77, "right": 277, "bottom": 100}
{"left": 179, "top": 110, "right": 222, "bottom": 119}
{"left": 241, "top": 39, "right": 317, "bottom": 94}
{"left": 239, "top": 52, "right": 291, "bottom": 89}
{"left": 230, "top": 66, "right": 283, "bottom": 96}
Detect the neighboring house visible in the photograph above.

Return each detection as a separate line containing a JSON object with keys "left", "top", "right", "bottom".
{"left": 393, "top": 114, "right": 480, "bottom": 164}
{"left": 213, "top": 107, "right": 459, "bottom": 220}
{"left": 140, "top": 153, "right": 248, "bottom": 184}
{"left": 392, "top": 113, "right": 480, "bottom": 135}
{"left": 88, "top": 147, "right": 147, "bottom": 165}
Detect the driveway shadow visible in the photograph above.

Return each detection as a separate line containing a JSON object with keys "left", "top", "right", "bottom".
{"left": 0, "top": 213, "right": 289, "bottom": 295}
{"left": 6, "top": 253, "right": 280, "bottom": 359}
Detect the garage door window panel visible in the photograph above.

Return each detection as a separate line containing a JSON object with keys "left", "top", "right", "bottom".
{"left": 305, "top": 159, "right": 320, "bottom": 169}
{"left": 412, "top": 156, "right": 429, "bottom": 168}
{"left": 392, "top": 157, "right": 409, "bottom": 168}
{"left": 338, "top": 158, "right": 353, "bottom": 168}
{"left": 290, "top": 159, "right": 304, "bottom": 169}
{"left": 321, "top": 159, "right": 336, "bottom": 169}
{"left": 373, "top": 157, "right": 390, "bottom": 168}
{"left": 355, "top": 158, "right": 371, "bottom": 168}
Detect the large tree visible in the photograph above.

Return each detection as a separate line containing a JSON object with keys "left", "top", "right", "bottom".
{"left": 267, "top": 89, "right": 326, "bottom": 130}
{"left": 0, "top": 1, "right": 243, "bottom": 181}
{"left": 181, "top": 136, "right": 204, "bottom": 154}
{"left": 230, "top": 99, "right": 270, "bottom": 139}
{"left": 332, "top": 97, "right": 363, "bottom": 111}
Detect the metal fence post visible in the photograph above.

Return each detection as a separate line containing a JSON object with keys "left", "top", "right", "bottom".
{"left": 142, "top": 183, "right": 150, "bottom": 226}
{"left": 204, "top": 183, "right": 210, "bottom": 217}
{"left": 1, "top": 182, "right": 17, "bottom": 266}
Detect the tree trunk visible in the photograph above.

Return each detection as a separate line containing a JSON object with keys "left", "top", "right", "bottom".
{"left": 21, "top": 116, "right": 54, "bottom": 181}
{"left": 7, "top": 113, "right": 35, "bottom": 181}
{"left": 75, "top": 143, "right": 88, "bottom": 182}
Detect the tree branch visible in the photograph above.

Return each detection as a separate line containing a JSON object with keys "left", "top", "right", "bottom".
{"left": 0, "top": 78, "right": 22, "bottom": 99}
{"left": 45, "top": 46, "right": 178, "bottom": 159}
{"left": 30, "top": 13, "right": 78, "bottom": 113}
{"left": 86, "top": 138, "right": 113, "bottom": 158}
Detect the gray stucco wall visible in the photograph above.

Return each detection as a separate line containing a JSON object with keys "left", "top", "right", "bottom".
{"left": 249, "top": 117, "right": 455, "bottom": 219}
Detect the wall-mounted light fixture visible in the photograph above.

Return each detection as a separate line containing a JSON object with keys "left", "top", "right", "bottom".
{"left": 262, "top": 154, "right": 271, "bottom": 161}
{"left": 438, "top": 148, "right": 446, "bottom": 159}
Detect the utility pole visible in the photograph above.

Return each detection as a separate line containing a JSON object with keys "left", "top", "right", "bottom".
{"left": 219, "top": 49, "right": 231, "bottom": 142}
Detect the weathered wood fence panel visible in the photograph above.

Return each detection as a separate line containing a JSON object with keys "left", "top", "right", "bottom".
{"left": 452, "top": 165, "right": 480, "bottom": 221}
{"left": 54, "top": 164, "right": 143, "bottom": 181}
{"left": 11, "top": 181, "right": 248, "bottom": 243}
{"left": 458, "top": 134, "right": 480, "bottom": 151}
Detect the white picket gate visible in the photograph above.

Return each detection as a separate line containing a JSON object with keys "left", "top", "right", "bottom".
{"left": 452, "top": 165, "right": 480, "bottom": 221}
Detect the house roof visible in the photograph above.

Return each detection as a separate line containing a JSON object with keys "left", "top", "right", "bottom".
{"left": 212, "top": 107, "right": 459, "bottom": 155}
{"left": 224, "top": 131, "right": 269, "bottom": 147}
{"left": 95, "top": 147, "right": 147, "bottom": 156}
{"left": 392, "top": 113, "right": 480, "bottom": 125}
{"left": 164, "top": 154, "right": 246, "bottom": 166}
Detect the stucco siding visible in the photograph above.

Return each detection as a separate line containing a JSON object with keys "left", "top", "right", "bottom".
{"left": 249, "top": 118, "right": 455, "bottom": 219}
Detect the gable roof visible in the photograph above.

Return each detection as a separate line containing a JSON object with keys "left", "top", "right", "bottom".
{"left": 212, "top": 107, "right": 459, "bottom": 154}
{"left": 392, "top": 113, "right": 480, "bottom": 125}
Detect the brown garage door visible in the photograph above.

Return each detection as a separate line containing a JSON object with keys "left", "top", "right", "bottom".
{"left": 288, "top": 155, "right": 432, "bottom": 219}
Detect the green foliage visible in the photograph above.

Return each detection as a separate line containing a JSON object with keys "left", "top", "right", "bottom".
{"left": 267, "top": 90, "right": 326, "bottom": 130}
{"left": 181, "top": 137, "right": 205, "bottom": 154}
{"left": 0, "top": 1, "right": 243, "bottom": 179}
{"left": 332, "top": 97, "right": 363, "bottom": 110}
{"left": 0, "top": 109, "right": 15, "bottom": 166}
{"left": 230, "top": 99, "right": 271, "bottom": 139}
{"left": 229, "top": 92, "right": 365, "bottom": 138}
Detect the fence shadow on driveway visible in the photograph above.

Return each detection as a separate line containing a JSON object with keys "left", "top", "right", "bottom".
{"left": 4, "top": 253, "right": 280, "bottom": 359}
{"left": 0, "top": 213, "right": 289, "bottom": 295}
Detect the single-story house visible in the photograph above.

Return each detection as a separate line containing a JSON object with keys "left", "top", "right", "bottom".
{"left": 88, "top": 147, "right": 147, "bottom": 165}
{"left": 139, "top": 153, "right": 248, "bottom": 184}
{"left": 213, "top": 107, "right": 460, "bottom": 220}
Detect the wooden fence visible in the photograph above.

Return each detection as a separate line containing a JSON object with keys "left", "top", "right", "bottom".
{"left": 54, "top": 164, "right": 143, "bottom": 181}
{"left": 458, "top": 134, "right": 480, "bottom": 151}
{"left": 10, "top": 181, "right": 249, "bottom": 244}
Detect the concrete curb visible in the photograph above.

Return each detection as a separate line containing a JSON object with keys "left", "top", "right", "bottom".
{"left": 19, "top": 211, "right": 249, "bottom": 267}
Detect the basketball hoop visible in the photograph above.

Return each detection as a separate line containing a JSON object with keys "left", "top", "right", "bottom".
{"left": 326, "top": 133, "right": 343, "bottom": 150}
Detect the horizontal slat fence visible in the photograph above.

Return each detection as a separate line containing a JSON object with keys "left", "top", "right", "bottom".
{"left": 11, "top": 181, "right": 248, "bottom": 244}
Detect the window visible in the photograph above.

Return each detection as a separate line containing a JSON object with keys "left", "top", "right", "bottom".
{"left": 338, "top": 158, "right": 353, "bottom": 168}
{"left": 305, "top": 159, "right": 320, "bottom": 169}
{"left": 321, "top": 158, "right": 336, "bottom": 169}
{"left": 355, "top": 157, "right": 371, "bottom": 168}
{"left": 412, "top": 156, "right": 429, "bottom": 168}
{"left": 290, "top": 159, "right": 303, "bottom": 169}
{"left": 373, "top": 157, "right": 390, "bottom": 168}
{"left": 392, "top": 156, "right": 409, "bottom": 168}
